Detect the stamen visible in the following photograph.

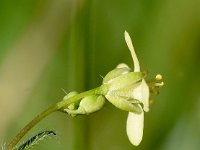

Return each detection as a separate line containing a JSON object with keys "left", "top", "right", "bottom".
{"left": 155, "top": 74, "right": 162, "bottom": 80}
{"left": 149, "top": 87, "right": 160, "bottom": 95}
{"left": 147, "top": 75, "right": 164, "bottom": 95}
{"left": 155, "top": 82, "right": 164, "bottom": 87}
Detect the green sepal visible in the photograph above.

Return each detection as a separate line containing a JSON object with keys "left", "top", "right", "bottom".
{"left": 105, "top": 94, "right": 142, "bottom": 114}
{"left": 103, "top": 67, "right": 130, "bottom": 84}
{"left": 106, "top": 72, "right": 146, "bottom": 91}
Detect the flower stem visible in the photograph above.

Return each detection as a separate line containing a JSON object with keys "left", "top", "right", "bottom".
{"left": 56, "top": 86, "right": 104, "bottom": 110}
{"left": 6, "top": 86, "right": 105, "bottom": 150}
{"left": 6, "top": 105, "right": 58, "bottom": 150}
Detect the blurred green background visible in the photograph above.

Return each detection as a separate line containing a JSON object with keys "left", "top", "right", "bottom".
{"left": 1, "top": 0, "right": 200, "bottom": 150}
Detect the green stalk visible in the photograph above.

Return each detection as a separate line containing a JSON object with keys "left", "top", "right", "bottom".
{"left": 6, "top": 105, "right": 58, "bottom": 150}
{"left": 6, "top": 86, "right": 104, "bottom": 150}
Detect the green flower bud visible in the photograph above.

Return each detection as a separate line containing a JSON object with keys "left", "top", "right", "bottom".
{"left": 63, "top": 91, "right": 79, "bottom": 110}
{"left": 64, "top": 95, "right": 105, "bottom": 116}
{"left": 79, "top": 95, "right": 105, "bottom": 114}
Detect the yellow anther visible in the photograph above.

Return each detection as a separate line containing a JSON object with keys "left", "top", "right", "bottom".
{"left": 160, "top": 81, "right": 164, "bottom": 86}
{"left": 155, "top": 74, "right": 162, "bottom": 80}
{"left": 155, "top": 81, "right": 164, "bottom": 87}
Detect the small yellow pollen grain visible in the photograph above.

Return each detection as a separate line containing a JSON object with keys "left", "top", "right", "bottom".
{"left": 155, "top": 74, "right": 162, "bottom": 80}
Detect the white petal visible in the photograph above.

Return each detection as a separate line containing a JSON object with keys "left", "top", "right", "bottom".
{"left": 132, "top": 80, "right": 149, "bottom": 112}
{"left": 141, "top": 79, "right": 149, "bottom": 112}
{"left": 132, "top": 82, "right": 142, "bottom": 101}
{"left": 124, "top": 31, "right": 140, "bottom": 72}
{"left": 126, "top": 111, "right": 144, "bottom": 146}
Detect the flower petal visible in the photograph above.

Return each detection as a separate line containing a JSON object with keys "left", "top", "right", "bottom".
{"left": 124, "top": 31, "right": 140, "bottom": 72}
{"left": 141, "top": 79, "right": 149, "bottom": 112}
{"left": 131, "top": 80, "right": 149, "bottom": 112}
{"left": 126, "top": 111, "right": 144, "bottom": 146}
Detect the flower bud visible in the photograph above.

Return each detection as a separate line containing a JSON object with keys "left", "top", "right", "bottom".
{"left": 79, "top": 95, "right": 105, "bottom": 114}
{"left": 63, "top": 91, "right": 79, "bottom": 110}
{"left": 64, "top": 95, "right": 105, "bottom": 116}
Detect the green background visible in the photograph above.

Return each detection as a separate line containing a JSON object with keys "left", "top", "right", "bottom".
{"left": 1, "top": 0, "right": 200, "bottom": 150}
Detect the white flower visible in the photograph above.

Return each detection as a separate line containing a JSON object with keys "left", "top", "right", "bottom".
{"left": 102, "top": 31, "right": 163, "bottom": 146}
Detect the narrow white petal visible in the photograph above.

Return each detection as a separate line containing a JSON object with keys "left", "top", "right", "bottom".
{"left": 141, "top": 79, "right": 149, "bottom": 112}
{"left": 126, "top": 111, "right": 144, "bottom": 146}
{"left": 124, "top": 31, "right": 140, "bottom": 72}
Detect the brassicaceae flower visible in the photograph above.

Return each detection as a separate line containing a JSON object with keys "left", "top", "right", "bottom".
{"left": 102, "top": 31, "right": 163, "bottom": 146}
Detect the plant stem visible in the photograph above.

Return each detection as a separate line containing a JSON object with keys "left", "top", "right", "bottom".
{"left": 6, "top": 86, "right": 104, "bottom": 150}
{"left": 6, "top": 105, "right": 58, "bottom": 150}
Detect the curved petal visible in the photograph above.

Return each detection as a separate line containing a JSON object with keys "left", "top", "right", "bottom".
{"left": 126, "top": 111, "right": 144, "bottom": 146}
{"left": 124, "top": 31, "right": 140, "bottom": 72}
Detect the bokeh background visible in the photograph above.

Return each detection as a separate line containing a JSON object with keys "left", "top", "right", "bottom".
{"left": 1, "top": 0, "right": 200, "bottom": 150}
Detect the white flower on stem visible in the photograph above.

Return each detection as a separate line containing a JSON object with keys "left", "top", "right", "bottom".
{"left": 102, "top": 31, "right": 163, "bottom": 146}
